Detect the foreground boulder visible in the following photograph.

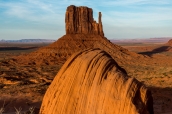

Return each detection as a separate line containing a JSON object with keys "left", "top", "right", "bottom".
{"left": 39, "top": 49, "right": 153, "bottom": 114}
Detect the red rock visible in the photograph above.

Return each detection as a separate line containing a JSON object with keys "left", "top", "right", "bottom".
{"left": 39, "top": 49, "right": 154, "bottom": 114}
{"left": 65, "top": 5, "right": 104, "bottom": 36}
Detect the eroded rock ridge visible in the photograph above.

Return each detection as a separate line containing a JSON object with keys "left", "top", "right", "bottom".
{"left": 39, "top": 49, "right": 153, "bottom": 114}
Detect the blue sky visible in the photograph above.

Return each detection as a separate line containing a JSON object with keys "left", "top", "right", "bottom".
{"left": 0, "top": 0, "right": 172, "bottom": 40}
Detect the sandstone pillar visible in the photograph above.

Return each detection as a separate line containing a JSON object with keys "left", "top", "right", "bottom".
{"left": 65, "top": 5, "right": 104, "bottom": 36}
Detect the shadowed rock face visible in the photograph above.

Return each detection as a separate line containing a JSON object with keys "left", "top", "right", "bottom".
{"left": 65, "top": 5, "right": 104, "bottom": 36}
{"left": 39, "top": 49, "right": 153, "bottom": 114}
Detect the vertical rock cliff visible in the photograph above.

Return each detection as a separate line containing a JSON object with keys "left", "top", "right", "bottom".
{"left": 65, "top": 5, "right": 104, "bottom": 36}
{"left": 39, "top": 49, "right": 153, "bottom": 114}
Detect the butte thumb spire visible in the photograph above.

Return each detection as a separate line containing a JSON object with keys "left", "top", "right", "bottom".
{"left": 65, "top": 5, "right": 104, "bottom": 36}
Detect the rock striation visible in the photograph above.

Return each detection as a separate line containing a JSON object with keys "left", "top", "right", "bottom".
{"left": 65, "top": 5, "right": 104, "bottom": 36}
{"left": 39, "top": 49, "right": 153, "bottom": 114}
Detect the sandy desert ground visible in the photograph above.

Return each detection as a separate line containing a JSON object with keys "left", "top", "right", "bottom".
{"left": 117, "top": 42, "right": 172, "bottom": 114}
{"left": 0, "top": 41, "right": 172, "bottom": 114}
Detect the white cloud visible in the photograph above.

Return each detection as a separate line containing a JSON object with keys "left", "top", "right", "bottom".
{"left": 5, "top": 5, "right": 31, "bottom": 19}
{"left": 27, "top": 0, "right": 55, "bottom": 13}
{"left": 0, "top": 0, "right": 172, "bottom": 39}
{"left": 2, "top": 1, "right": 63, "bottom": 24}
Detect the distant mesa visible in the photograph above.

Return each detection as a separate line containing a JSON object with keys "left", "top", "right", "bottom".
{"left": 167, "top": 39, "right": 172, "bottom": 45}
{"left": 164, "top": 39, "right": 172, "bottom": 52}
{"left": 111, "top": 38, "right": 172, "bottom": 44}
{"left": 39, "top": 49, "right": 154, "bottom": 114}
{"left": 0, "top": 39, "right": 55, "bottom": 43}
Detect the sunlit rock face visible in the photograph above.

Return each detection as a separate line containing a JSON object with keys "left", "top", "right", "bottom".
{"left": 39, "top": 49, "right": 154, "bottom": 114}
{"left": 65, "top": 5, "right": 104, "bottom": 36}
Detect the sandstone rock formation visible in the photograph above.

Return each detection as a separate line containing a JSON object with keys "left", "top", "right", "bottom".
{"left": 39, "top": 49, "right": 153, "bottom": 114}
{"left": 10, "top": 5, "right": 144, "bottom": 66}
{"left": 65, "top": 5, "right": 104, "bottom": 36}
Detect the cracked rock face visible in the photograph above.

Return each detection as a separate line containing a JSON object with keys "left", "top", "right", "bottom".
{"left": 39, "top": 49, "right": 154, "bottom": 114}
{"left": 65, "top": 5, "right": 104, "bottom": 36}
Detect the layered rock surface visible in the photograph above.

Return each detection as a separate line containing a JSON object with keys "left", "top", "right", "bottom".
{"left": 39, "top": 49, "right": 153, "bottom": 114}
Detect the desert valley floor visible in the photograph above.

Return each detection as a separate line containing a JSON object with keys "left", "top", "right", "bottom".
{"left": 0, "top": 41, "right": 172, "bottom": 114}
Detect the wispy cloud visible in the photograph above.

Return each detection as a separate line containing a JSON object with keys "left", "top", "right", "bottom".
{"left": 0, "top": 0, "right": 172, "bottom": 39}
{"left": 0, "top": 0, "right": 101, "bottom": 25}
{"left": 1, "top": 0, "right": 63, "bottom": 24}
{"left": 27, "top": 0, "right": 55, "bottom": 13}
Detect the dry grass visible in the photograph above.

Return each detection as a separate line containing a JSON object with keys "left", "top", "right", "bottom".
{"left": 0, "top": 101, "right": 5, "bottom": 114}
{"left": 0, "top": 100, "right": 36, "bottom": 114}
{"left": 14, "top": 107, "right": 22, "bottom": 114}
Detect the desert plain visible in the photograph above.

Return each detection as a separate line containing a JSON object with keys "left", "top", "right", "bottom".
{"left": 0, "top": 39, "right": 172, "bottom": 114}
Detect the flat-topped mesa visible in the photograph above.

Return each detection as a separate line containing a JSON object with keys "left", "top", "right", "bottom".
{"left": 65, "top": 5, "right": 104, "bottom": 36}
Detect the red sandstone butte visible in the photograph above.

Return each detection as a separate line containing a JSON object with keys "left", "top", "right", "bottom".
{"left": 65, "top": 5, "right": 104, "bottom": 36}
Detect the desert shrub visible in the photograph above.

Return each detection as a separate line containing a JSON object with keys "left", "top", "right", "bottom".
{"left": 0, "top": 107, "right": 5, "bottom": 114}
{"left": 0, "top": 101, "right": 5, "bottom": 114}
{"left": 14, "top": 107, "right": 22, "bottom": 114}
